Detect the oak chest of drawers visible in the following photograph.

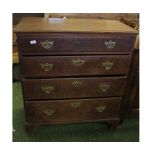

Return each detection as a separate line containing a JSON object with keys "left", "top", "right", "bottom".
{"left": 15, "top": 17, "right": 137, "bottom": 133}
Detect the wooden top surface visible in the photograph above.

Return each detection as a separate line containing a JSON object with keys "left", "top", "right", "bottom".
{"left": 15, "top": 17, "right": 138, "bottom": 34}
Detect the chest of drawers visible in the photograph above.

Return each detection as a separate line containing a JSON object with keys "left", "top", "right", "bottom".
{"left": 15, "top": 17, "right": 137, "bottom": 133}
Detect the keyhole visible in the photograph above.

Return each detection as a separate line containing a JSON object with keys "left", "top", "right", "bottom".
{"left": 77, "top": 40, "right": 81, "bottom": 45}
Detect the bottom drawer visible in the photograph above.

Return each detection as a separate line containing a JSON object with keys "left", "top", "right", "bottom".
{"left": 25, "top": 97, "right": 121, "bottom": 124}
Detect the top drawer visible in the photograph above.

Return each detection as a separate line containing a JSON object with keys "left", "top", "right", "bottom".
{"left": 18, "top": 33, "right": 136, "bottom": 55}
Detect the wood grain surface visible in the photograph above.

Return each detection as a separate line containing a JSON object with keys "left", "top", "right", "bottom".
{"left": 21, "top": 55, "right": 131, "bottom": 77}
{"left": 25, "top": 97, "right": 121, "bottom": 123}
{"left": 15, "top": 17, "right": 138, "bottom": 33}
{"left": 22, "top": 77, "right": 127, "bottom": 100}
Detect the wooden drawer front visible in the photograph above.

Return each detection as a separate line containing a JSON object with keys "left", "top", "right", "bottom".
{"left": 18, "top": 35, "right": 135, "bottom": 55}
{"left": 25, "top": 97, "right": 121, "bottom": 123}
{"left": 21, "top": 55, "right": 131, "bottom": 78}
{"left": 23, "top": 77, "right": 126, "bottom": 100}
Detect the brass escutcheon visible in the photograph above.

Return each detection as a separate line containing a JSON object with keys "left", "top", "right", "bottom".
{"left": 40, "top": 40, "right": 54, "bottom": 49}
{"left": 72, "top": 80, "right": 83, "bottom": 88}
{"left": 72, "top": 58, "right": 85, "bottom": 66}
{"left": 41, "top": 86, "right": 55, "bottom": 94}
{"left": 102, "top": 61, "right": 113, "bottom": 70}
{"left": 70, "top": 101, "right": 81, "bottom": 108}
{"left": 99, "top": 83, "right": 111, "bottom": 92}
{"left": 96, "top": 106, "right": 106, "bottom": 112}
{"left": 43, "top": 109, "right": 55, "bottom": 116}
{"left": 104, "top": 40, "right": 116, "bottom": 49}
{"left": 40, "top": 63, "right": 54, "bottom": 71}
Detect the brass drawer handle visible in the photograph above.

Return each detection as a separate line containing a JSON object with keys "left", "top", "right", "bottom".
{"left": 99, "top": 83, "right": 111, "bottom": 92}
{"left": 40, "top": 40, "right": 54, "bottom": 49}
{"left": 72, "top": 59, "right": 85, "bottom": 66}
{"left": 70, "top": 101, "right": 81, "bottom": 108}
{"left": 43, "top": 110, "right": 55, "bottom": 116}
{"left": 72, "top": 80, "right": 83, "bottom": 88}
{"left": 40, "top": 63, "right": 54, "bottom": 71}
{"left": 96, "top": 106, "right": 106, "bottom": 112}
{"left": 42, "top": 86, "right": 55, "bottom": 94}
{"left": 102, "top": 61, "right": 113, "bottom": 70}
{"left": 105, "top": 40, "right": 116, "bottom": 49}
